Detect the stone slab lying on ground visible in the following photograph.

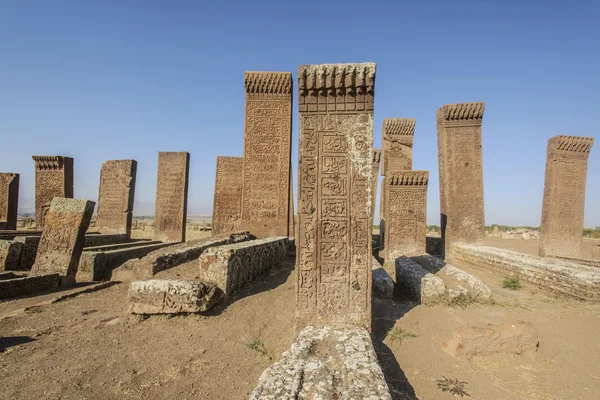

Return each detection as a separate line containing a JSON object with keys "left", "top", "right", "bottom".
{"left": 113, "top": 231, "right": 255, "bottom": 281}
{"left": 0, "top": 273, "right": 60, "bottom": 299}
{"left": 78, "top": 241, "right": 175, "bottom": 281}
{"left": 395, "top": 256, "right": 446, "bottom": 305}
{"left": 372, "top": 256, "right": 394, "bottom": 299}
{"left": 198, "top": 237, "right": 288, "bottom": 298}
{"left": 0, "top": 240, "right": 23, "bottom": 270}
{"left": 442, "top": 322, "right": 539, "bottom": 360}
{"left": 412, "top": 254, "right": 493, "bottom": 302}
{"left": 452, "top": 244, "right": 600, "bottom": 302}
{"left": 250, "top": 325, "right": 392, "bottom": 400}
{"left": 128, "top": 279, "right": 222, "bottom": 314}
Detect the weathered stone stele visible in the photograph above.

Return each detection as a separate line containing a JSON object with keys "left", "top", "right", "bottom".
{"left": 437, "top": 102, "right": 485, "bottom": 257}
{"left": 241, "top": 71, "right": 292, "bottom": 238}
{"left": 32, "top": 156, "right": 74, "bottom": 227}
{"left": 0, "top": 173, "right": 19, "bottom": 230}
{"left": 383, "top": 171, "right": 428, "bottom": 261}
{"left": 211, "top": 156, "right": 243, "bottom": 236}
{"left": 539, "top": 135, "right": 594, "bottom": 258}
{"left": 379, "top": 119, "right": 415, "bottom": 246}
{"left": 297, "top": 63, "right": 375, "bottom": 330}
{"left": 31, "top": 198, "right": 95, "bottom": 286}
{"left": 154, "top": 152, "right": 190, "bottom": 243}
{"left": 96, "top": 160, "right": 137, "bottom": 237}
{"left": 371, "top": 149, "right": 381, "bottom": 225}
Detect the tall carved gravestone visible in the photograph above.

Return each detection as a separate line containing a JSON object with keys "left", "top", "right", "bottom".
{"left": 539, "top": 135, "right": 594, "bottom": 258}
{"left": 380, "top": 119, "right": 415, "bottom": 247}
{"left": 212, "top": 156, "right": 243, "bottom": 235}
{"left": 241, "top": 72, "right": 292, "bottom": 238}
{"left": 289, "top": 169, "right": 295, "bottom": 239}
{"left": 31, "top": 198, "right": 95, "bottom": 286}
{"left": 437, "top": 102, "right": 485, "bottom": 257}
{"left": 371, "top": 149, "right": 381, "bottom": 226}
{"left": 383, "top": 171, "right": 428, "bottom": 270}
{"left": 297, "top": 63, "right": 376, "bottom": 330}
{"left": 154, "top": 152, "right": 190, "bottom": 243}
{"left": 96, "top": 160, "right": 137, "bottom": 237}
{"left": 0, "top": 173, "right": 19, "bottom": 230}
{"left": 32, "top": 156, "right": 74, "bottom": 228}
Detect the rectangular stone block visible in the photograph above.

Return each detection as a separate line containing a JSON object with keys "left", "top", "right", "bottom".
{"left": 212, "top": 156, "right": 243, "bottom": 236}
{"left": 31, "top": 198, "right": 95, "bottom": 286}
{"left": 96, "top": 159, "right": 137, "bottom": 237}
{"left": 296, "top": 63, "right": 376, "bottom": 330}
{"left": 32, "top": 156, "right": 74, "bottom": 228}
{"left": 0, "top": 173, "right": 19, "bottom": 230}
{"left": 539, "top": 135, "right": 594, "bottom": 258}
{"left": 383, "top": 171, "right": 428, "bottom": 263}
{"left": 154, "top": 152, "right": 190, "bottom": 242}
{"left": 241, "top": 72, "right": 292, "bottom": 238}
{"left": 0, "top": 273, "right": 60, "bottom": 299}
{"left": 198, "top": 237, "right": 288, "bottom": 298}
{"left": 0, "top": 239, "right": 23, "bottom": 271}
{"left": 437, "top": 103, "right": 486, "bottom": 257}
{"left": 395, "top": 256, "right": 446, "bottom": 305}
{"left": 128, "top": 279, "right": 222, "bottom": 314}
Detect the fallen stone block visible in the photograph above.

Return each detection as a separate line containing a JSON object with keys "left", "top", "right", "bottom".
{"left": 249, "top": 325, "right": 392, "bottom": 400}
{"left": 128, "top": 279, "right": 222, "bottom": 314}
{"left": 198, "top": 237, "right": 288, "bottom": 298}
{"left": 114, "top": 231, "right": 255, "bottom": 281}
{"left": 0, "top": 273, "right": 60, "bottom": 299}
{"left": 395, "top": 256, "right": 446, "bottom": 305}
{"left": 372, "top": 257, "right": 394, "bottom": 299}
{"left": 452, "top": 244, "right": 600, "bottom": 302}
{"left": 0, "top": 239, "right": 23, "bottom": 271}
{"left": 442, "top": 322, "right": 539, "bottom": 360}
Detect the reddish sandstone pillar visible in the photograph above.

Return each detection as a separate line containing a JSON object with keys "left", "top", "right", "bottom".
{"left": 539, "top": 135, "right": 594, "bottom": 258}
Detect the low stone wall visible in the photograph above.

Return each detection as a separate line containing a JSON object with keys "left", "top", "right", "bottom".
{"left": 113, "top": 231, "right": 255, "bottom": 281}
{"left": 452, "top": 244, "right": 600, "bottom": 302}
{"left": 128, "top": 279, "right": 222, "bottom": 314}
{"left": 78, "top": 242, "right": 175, "bottom": 281}
{"left": 198, "top": 237, "right": 288, "bottom": 298}
{"left": 395, "top": 256, "right": 445, "bottom": 305}
{"left": 556, "top": 256, "right": 600, "bottom": 268}
{"left": 0, "top": 273, "right": 59, "bottom": 299}
{"left": 249, "top": 325, "right": 392, "bottom": 399}
{"left": 84, "top": 234, "right": 129, "bottom": 247}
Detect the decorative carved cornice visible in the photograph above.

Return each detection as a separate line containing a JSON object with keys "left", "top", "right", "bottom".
{"left": 383, "top": 118, "right": 415, "bottom": 137}
{"left": 438, "top": 102, "right": 485, "bottom": 123}
{"left": 372, "top": 149, "right": 381, "bottom": 163}
{"left": 32, "top": 156, "right": 68, "bottom": 170}
{"left": 387, "top": 171, "right": 429, "bottom": 186}
{"left": 551, "top": 135, "right": 594, "bottom": 154}
{"left": 244, "top": 72, "right": 293, "bottom": 94}
{"left": 298, "top": 63, "right": 376, "bottom": 112}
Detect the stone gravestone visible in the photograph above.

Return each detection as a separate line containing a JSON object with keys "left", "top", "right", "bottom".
{"left": 539, "top": 135, "right": 594, "bottom": 258}
{"left": 31, "top": 198, "right": 95, "bottom": 286}
{"left": 297, "top": 63, "right": 376, "bottom": 330}
{"left": 241, "top": 72, "right": 292, "bottom": 238}
{"left": 0, "top": 173, "right": 19, "bottom": 230}
{"left": 96, "top": 160, "right": 137, "bottom": 237}
{"left": 383, "top": 171, "right": 428, "bottom": 273}
{"left": 212, "top": 156, "right": 243, "bottom": 235}
{"left": 371, "top": 149, "right": 380, "bottom": 226}
{"left": 154, "top": 152, "right": 190, "bottom": 243}
{"left": 437, "top": 102, "right": 486, "bottom": 258}
{"left": 379, "top": 119, "right": 415, "bottom": 246}
{"left": 32, "top": 156, "right": 74, "bottom": 228}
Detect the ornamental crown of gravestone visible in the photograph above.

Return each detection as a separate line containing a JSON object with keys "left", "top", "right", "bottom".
{"left": 244, "top": 72, "right": 293, "bottom": 94}
{"left": 32, "top": 155, "right": 68, "bottom": 170}
{"left": 439, "top": 102, "right": 485, "bottom": 123}
{"left": 383, "top": 118, "right": 416, "bottom": 138}
{"left": 387, "top": 170, "right": 429, "bottom": 186}
{"left": 552, "top": 135, "right": 594, "bottom": 155}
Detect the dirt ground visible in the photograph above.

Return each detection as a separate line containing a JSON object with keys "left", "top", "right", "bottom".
{"left": 1, "top": 240, "right": 600, "bottom": 399}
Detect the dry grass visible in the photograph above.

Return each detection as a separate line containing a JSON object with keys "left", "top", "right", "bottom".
{"left": 386, "top": 326, "right": 418, "bottom": 345}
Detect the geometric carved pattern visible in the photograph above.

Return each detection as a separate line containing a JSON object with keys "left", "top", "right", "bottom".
{"left": 241, "top": 71, "right": 292, "bottom": 238}
{"left": 0, "top": 173, "right": 19, "bottom": 230}
{"left": 297, "top": 63, "right": 376, "bottom": 331}
{"left": 32, "top": 155, "right": 74, "bottom": 228}
{"left": 96, "top": 160, "right": 137, "bottom": 237}
{"left": 539, "top": 135, "right": 594, "bottom": 258}
{"left": 212, "top": 156, "right": 243, "bottom": 236}
{"left": 436, "top": 102, "right": 486, "bottom": 257}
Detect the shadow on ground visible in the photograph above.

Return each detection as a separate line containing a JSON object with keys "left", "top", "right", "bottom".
{"left": 0, "top": 336, "right": 36, "bottom": 352}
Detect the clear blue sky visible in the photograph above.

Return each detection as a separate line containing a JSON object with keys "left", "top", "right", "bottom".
{"left": 1, "top": 0, "right": 598, "bottom": 227}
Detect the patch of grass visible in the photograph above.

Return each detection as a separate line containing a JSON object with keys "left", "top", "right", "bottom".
{"left": 437, "top": 376, "right": 470, "bottom": 397}
{"left": 445, "top": 293, "right": 477, "bottom": 309}
{"left": 387, "top": 326, "right": 418, "bottom": 345}
{"left": 248, "top": 340, "right": 268, "bottom": 356}
{"left": 502, "top": 276, "right": 522, "bottom": 290}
